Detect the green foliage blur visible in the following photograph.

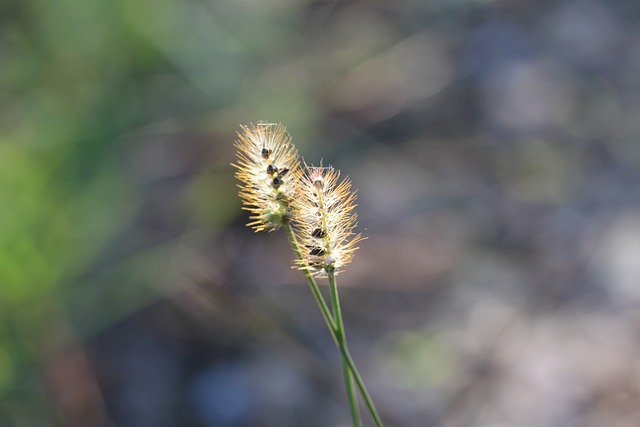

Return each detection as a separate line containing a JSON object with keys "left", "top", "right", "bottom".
{"left": 0, "top": 0, "right": 252, "bottom": 422}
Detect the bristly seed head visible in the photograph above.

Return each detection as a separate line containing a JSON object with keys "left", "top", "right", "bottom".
{"left": 291, "top": 164, "right": 364, "bottom": 276}
{"left": 233, "top": 122, "right": 301, "bottom": 232}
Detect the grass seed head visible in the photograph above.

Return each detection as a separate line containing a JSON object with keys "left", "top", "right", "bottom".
{"left": 292, "top": 164, "right": 364, "bottom": 275}
{"left": 233, "top": 122, "right": 301, "bottom": 232}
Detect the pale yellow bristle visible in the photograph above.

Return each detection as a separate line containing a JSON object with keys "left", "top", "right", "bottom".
{"left": 232, "top": 122, "right": 302, "bottom": 232}
{"left": 291, "top": 164, "right": 364, "bottom": 275}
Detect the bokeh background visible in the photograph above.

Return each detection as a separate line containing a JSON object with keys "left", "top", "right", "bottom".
{"left": 3, "top": 0, "right": 640, "bottom": 426}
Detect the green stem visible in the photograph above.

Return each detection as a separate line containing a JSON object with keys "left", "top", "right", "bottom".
{"left": 284, "top": 222, "right": 384, "bottom": 427}
{"left": 337, "top": 343, "right": 384, "bottom": 427}
{"left": 284, "top": 223, "right": 337, "bottom": 334}
{"left": 329, "top": 270, "right": 361, "bottom": 427}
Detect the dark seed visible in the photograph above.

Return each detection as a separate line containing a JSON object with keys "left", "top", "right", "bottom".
{"left": 278, "top": 168, "right": 289, "bottom": 178}
{"left": 267, "top": 164, "right": 277, "bottom": 174}
{"left": 272, "top": 177, "right": 282, "bottom": 188}
{"left": 310, "top": 260, "right": 324, "bottom": 269}
{"left": 311, "top": 228, "right": 326, "bottom": 238}
{"left": 261, "top": 148, "right": 271, "bottom": 159}
{"left": 309, "top": 247, "right": 325, "bottom": 256}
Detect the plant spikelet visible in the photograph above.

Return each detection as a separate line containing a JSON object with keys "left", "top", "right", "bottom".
{"left": 233, "top": 122, "right": 301, "bottom": 232}
{"left": 292, "top": 164, "right": 364, "bottom": 275}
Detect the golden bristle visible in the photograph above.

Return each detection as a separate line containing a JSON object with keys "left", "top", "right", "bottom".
{"left": 292, "top": 164, "right": 364, "bottom": 275}
{"left": 232, "top": 122, "right": 302, "bottom": 232}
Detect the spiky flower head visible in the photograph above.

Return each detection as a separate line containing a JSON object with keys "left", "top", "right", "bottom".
{"left": 233, "top": 122, "right": 302, "bottom": 232}
{"left": 292, "top": 164, "right": 364, "bottom": 275}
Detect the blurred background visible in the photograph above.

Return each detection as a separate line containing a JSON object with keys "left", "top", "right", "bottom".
{"left": 2, "top": 0, "right": 640, "bottom": 426}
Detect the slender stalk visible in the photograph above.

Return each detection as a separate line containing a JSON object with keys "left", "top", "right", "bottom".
{"left": 342, "top": 360, "right": 361, "bottom": 426}
{"left": 329, "top": 269, "right": 361, "bottom": 427}
{"left": 284, "top": 222, "right": 337, "bottom": 334}
{"left": 284, "top": 222, "right": 384, "bottom": 427}
{"left": 337, "top": 344, "right": 384, "bottom": 427}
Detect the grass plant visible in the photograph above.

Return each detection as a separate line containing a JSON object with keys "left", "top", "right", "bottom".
{"left": 233, "top": 122, "right": 383, "bottom": 427}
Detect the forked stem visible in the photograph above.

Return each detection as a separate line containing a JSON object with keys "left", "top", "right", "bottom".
{"left": 285, "top": 222, "right": 384, "bottom": 427}
{"left": 285, "top": 222, "right": 337, "bottom": 334}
